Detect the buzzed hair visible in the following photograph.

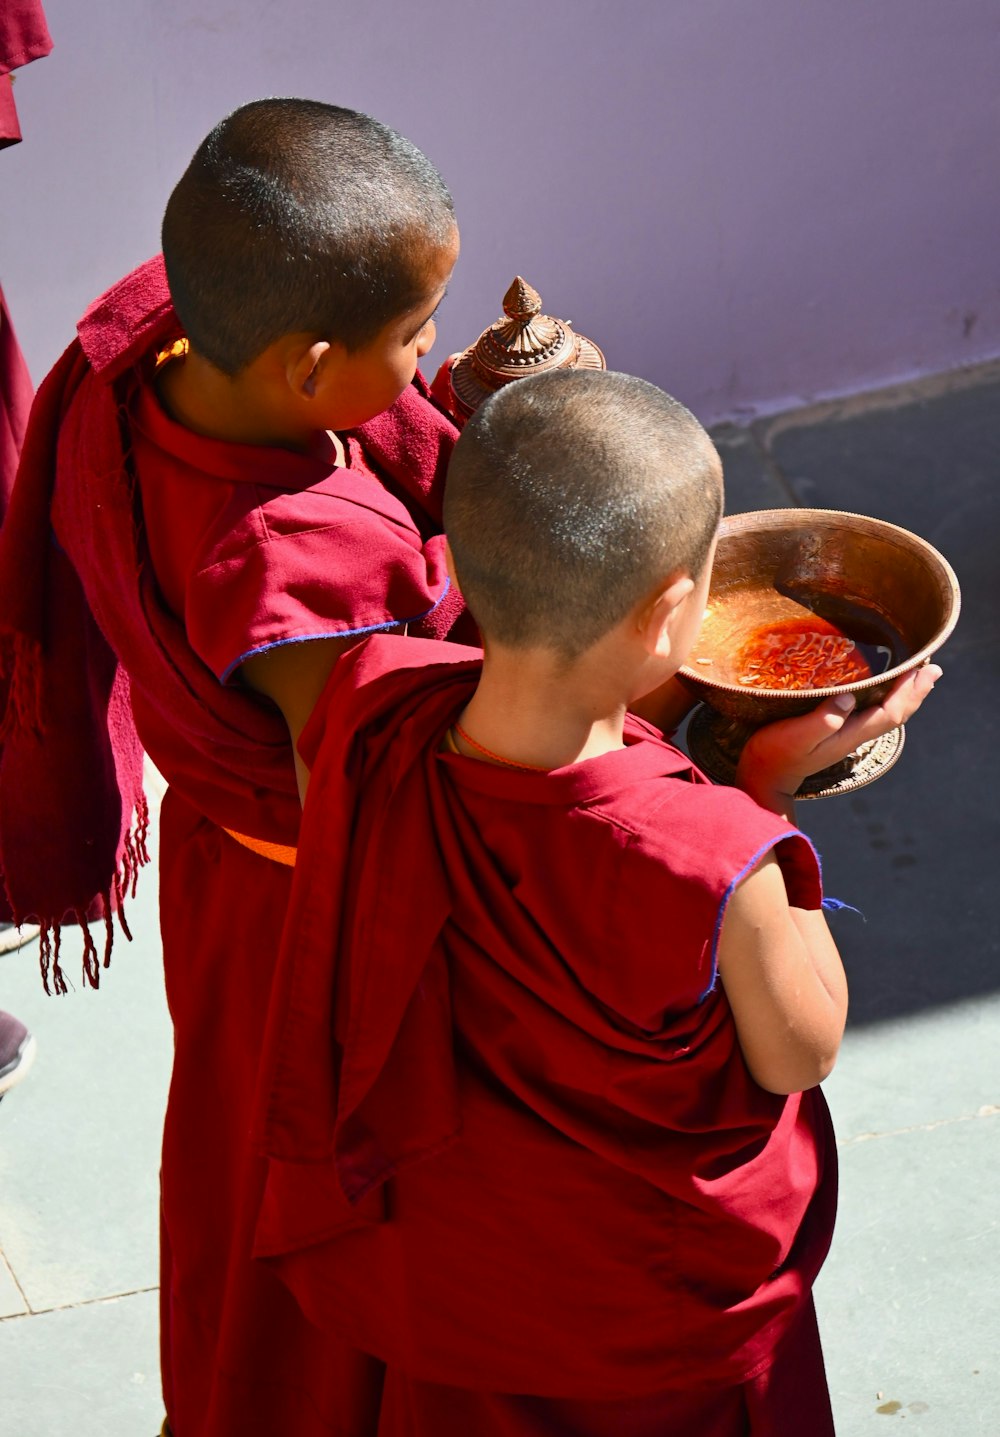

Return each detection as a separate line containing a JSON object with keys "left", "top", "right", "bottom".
{"left": 161, "top": 98, "right": 455, "bottom": 375}
{"left": 444, "top": 370, "right": 723, "bottom": 660}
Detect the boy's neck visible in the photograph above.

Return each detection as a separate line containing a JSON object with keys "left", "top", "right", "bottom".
{"left": 456, "top": 645, "right": 630, "bottom": 772}
{"left": 157, "top": 348, "right": 340, "bottom": 460}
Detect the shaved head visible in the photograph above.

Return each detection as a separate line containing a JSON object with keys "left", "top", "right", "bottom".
{"left": 162, "top": 98, "right": 455, "bottom": 374}
{"left": 444, "top": 370, "right": 722, "bottom": 660}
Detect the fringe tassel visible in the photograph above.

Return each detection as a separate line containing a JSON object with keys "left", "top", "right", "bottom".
{"left": 38, "top": 923, "right": 68, "bottom": 997}
{"left": 113, "top": 870, "right": 133, "bottom": 943}
{"left": 135, "top": 790, "right": 150, "bottom": 866}
{"left": 0, "top": 632, "right": 44, "bottom": 740}
{"left": 34, "top": 796, "right": 152, "bottom": 995}
{"left": 80, "top": 904, "right": 102, "bottom": 988}
{"left": 119, "top": 792, "right": 149, "bottom": 901}
{"left": 102, "top": 900, "right": 114, "bottom": 970}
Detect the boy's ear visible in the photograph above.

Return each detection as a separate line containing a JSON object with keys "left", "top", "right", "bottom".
{"left": 287, "top": 339, "right": 333, "bottom": 399}
{"left": 636, "top": 572, "right": 696, "bottom": 658}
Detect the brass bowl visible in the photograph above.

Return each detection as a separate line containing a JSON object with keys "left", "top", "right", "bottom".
{"left": 679, "top": 509, "right": 960, "bottom": 797}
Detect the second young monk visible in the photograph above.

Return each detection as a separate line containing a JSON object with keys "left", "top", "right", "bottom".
{"left": 0, "top": 99, "right": 469, "bottom": 1435}
{"left": 252, "top": 370, "right": 940, "bottom": 1436}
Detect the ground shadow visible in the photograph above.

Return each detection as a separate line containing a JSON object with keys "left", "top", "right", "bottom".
{"left": 704, "top": 371, "right": 999, "bottom": 1024}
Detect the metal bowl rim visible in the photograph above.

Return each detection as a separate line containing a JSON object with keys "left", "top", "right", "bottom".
{"left": 678, "top": 507, "right": 962, "bottom": 701}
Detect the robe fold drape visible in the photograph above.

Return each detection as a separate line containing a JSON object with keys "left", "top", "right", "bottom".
{"left": 249, "top": 634, "right": 837, "bottom": 1433}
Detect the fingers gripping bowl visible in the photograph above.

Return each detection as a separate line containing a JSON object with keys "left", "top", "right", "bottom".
{"left": 678, "top": 509, "right": 961, "bottom": 798}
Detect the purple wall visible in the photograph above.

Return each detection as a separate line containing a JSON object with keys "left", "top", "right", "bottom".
{"left": 2, "top": 0, "right": 998, "bottom": 423}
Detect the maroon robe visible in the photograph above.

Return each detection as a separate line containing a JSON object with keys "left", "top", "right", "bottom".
{"left": 0, "top": 286, "right": 34, "bottom": 522}
{"left": 0, "top": 0, "right": 52, "bottom": 149}
{"left": 0, "top": 0, "right": 52, "bottom": 921}
{"left": 0, "top": 257, "right": 469, "bottom": 1434}
{"left": 251, "top": 634, "right": 838, "bottom": 1435}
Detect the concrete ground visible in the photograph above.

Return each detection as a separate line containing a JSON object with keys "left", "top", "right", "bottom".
{"left": 0, "top": 363, "right": 997, "bottom": 1435}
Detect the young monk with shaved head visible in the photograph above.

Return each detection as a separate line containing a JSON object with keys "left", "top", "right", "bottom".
{"left": 254, "top": 369, "right": 940, "bottom": 1436}
{"left": 0, "top": 98, "right": 468, "bottom": 1434}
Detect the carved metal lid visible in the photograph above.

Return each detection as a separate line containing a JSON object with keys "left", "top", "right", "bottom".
{"left": 450, "top": 277, "right": 605, "bottom": 418}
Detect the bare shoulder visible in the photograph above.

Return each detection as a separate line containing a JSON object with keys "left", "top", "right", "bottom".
{"left": 719, "top": 848, "right": 791, "bottom": 930}
{"left": 241, "top": 636, "right": 355, "bottom": 803}
{"left": 241, "top": 636, "right": 353, "bottom": 731}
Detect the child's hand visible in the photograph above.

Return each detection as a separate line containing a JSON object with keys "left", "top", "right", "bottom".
{"left": 736, "top": 663, "right": 942, "bottom": 816}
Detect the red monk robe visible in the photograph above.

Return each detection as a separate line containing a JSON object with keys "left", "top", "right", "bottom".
{"left": 0, "top": 0, "right": 52, "bottom": 926}
{"left": 0, "top": 256, "right": 470, "bottom": 1436}
{"left": 250, "top": 635, "right": 838, "bottom": 1436}
{"left": 0, "top": 285, "right": 35, "bottom": 522}
{"left": 1, "top": 0, "right": 53, "bottom": 499}
{"left": 0, "top": 0, "right": 53, "bottom": 151}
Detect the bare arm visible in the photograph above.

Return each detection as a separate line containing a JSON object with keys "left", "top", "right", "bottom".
{"left": 241, "top": 636, "right": 354, "bottom": 805}
{"left": 717, "top": 853, "right": 847, "bottom": 1094}
{"left": 718, "top": 662, "right": 941, "bottom": 1090}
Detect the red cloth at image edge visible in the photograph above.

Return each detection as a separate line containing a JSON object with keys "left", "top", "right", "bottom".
{"left": 0, "top": 1, "right": 53, "bottom": 75}
{"left": 0, "top": 0, "right": 53, "bottom": 148}
{"left": 0, "top": 286, "right": 35, "bottom": 517}
{"left": 0, "top": 284, "right": 32, "bottom": 922}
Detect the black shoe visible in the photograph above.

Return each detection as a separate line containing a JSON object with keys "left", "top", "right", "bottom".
{"left": 0, "top": 1010, "right": 36, "bottom": 1100}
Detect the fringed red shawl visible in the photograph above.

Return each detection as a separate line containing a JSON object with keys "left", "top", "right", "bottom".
{"left": 0, "top": 256, "right": 463, "bottom": 992}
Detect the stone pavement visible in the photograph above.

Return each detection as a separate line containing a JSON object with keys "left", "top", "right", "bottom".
{"left": 0, "top": 775, "right": 170, "bottom": 1436}
{"left": 0, "top": 364, "right": 997, "bottom": 1435}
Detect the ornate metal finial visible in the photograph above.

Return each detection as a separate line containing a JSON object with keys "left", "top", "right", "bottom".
{"left": 449, "top": 277, "right": 605, "bottom": 419}
{"left": 502, "top": 277, "right": 543, "bottom": 321}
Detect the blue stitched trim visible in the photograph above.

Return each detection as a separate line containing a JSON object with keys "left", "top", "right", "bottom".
{"left": 699, "top": 830, "right": 823, "bottom": 1004}
{"left": 218, "top": 578, "right": 450, "bottom": 683}
{"left": 822, "top": 896, "right": 865, "bottom": 918}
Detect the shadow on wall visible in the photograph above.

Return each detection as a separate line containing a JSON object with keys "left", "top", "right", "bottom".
{"left": 704, "top": 364, "right": 999, "bottom": 1025}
